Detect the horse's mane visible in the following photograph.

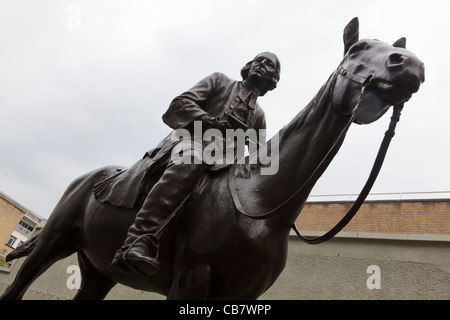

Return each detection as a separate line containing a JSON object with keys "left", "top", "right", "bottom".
{"left": 232, "top": 71, "right": 338, "bottom": 179}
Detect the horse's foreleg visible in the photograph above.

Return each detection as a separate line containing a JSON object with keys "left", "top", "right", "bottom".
{"left": 73, "top": 253, "right": 116, "bottom": 300}
{"left": 167, "top": 264, "right": 212, "bottom": 300}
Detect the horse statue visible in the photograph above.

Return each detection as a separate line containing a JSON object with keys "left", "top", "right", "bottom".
{"left": 1, "top": 17, "right": 424, "bottom": 300}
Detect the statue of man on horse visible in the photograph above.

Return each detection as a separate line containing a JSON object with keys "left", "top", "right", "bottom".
{"left": 0, "top": 18, "right": 424, "bottom": 300}
{"left": 110, "top": 52, "right": 281, "bottom": 276}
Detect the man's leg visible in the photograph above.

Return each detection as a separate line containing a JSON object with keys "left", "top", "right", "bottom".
{"left": 112, "top": 159, "right": 207, "bottom": 275}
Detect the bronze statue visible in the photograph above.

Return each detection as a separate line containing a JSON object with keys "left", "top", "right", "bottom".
{"left": 110, "top": 51, "right": 281, "bottom": 276}
{"left": 1, "top": 18, "right": 424, "bottom": 300}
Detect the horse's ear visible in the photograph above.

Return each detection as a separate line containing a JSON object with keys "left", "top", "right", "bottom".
{"left": 343, "top": 17, "right": 359, "bottom": 55}
{"left": 393, "top": 37, "right": 407, "bottom": 48}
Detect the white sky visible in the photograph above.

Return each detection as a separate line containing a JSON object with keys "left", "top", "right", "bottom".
{"left": 1, "top": 0, "right": 449, "bottom": 218}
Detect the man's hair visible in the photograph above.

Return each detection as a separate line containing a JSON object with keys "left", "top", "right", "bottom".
{"left": 241, "top": 52, "right": 281, "bottom": 96}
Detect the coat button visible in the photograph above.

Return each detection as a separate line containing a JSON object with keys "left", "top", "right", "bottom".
{"left": 234, "top": 97, "right": 240, "bottom": 102}
{"left": 229, "top": 105, "right": 235, "bottom": 109}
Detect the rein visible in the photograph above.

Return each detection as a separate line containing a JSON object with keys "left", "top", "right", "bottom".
{"left": 292, "top": 67, "right": 404, "bottom": 244}
{"left": 232, "top": 66, "right": 404, "bottom": 245}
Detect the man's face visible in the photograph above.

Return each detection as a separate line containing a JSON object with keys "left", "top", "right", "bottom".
{"left": 247, "top": 52, "right": 279, "bottom": 90}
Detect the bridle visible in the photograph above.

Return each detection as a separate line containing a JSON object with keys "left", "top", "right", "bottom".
{"left": 233, "top": 64, "right": 405, "bottom": 244}
{"left": 292, "top": 67, "right": 404, "bottom": 244}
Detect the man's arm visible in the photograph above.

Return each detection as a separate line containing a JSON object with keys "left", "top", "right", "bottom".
{"left": 162, "top": 72, "right": 224, "bottom": 130}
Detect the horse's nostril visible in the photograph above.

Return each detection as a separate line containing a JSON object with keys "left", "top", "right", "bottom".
{"left": 419, "top": 62, "right": 425, "bottom": 83}
{"left": 388, "top": 53, "right": 404, "bottom": 66}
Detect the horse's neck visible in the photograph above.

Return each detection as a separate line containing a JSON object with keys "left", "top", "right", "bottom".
{"left": 257, "top": 72, "right": 351, "bottom": 223}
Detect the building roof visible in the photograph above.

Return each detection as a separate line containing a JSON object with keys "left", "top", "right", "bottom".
{"left": 0, "top": 191, "right": 46, "bottom": 224}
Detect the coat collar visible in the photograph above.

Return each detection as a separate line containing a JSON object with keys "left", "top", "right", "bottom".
{"left": 239, "top": 81, "right": 260, "bottom": 110}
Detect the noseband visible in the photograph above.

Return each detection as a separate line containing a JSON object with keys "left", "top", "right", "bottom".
{"left": 338, "top": 67, "right": 374, "bottom": 87}
{"left": 292, "top": 67, "right": 404, "bottom": 244}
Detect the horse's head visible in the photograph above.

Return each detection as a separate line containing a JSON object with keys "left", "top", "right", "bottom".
{"left": 332, "top": 17, "right": 425, "bottom": 124}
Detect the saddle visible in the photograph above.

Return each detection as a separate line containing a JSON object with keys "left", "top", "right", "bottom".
{"left": 93, "top": 165, "right": 145, "bottom": 209}
{"left": 93, "top": 155, "right": 235, "bottom": 210}
{"left": 93, "top": 148, "right": 170, "bottom": 209}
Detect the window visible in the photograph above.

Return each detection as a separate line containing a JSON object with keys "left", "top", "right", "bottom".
{"left": 16, "top": 220, "right": 34, "bottom": 235}
{"left": 6, "top": 236, "right": 17, "bottom": 247}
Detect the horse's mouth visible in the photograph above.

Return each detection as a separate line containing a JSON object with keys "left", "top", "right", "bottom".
{"left": 375, "top": 80, "right": 419, "bottom": 105}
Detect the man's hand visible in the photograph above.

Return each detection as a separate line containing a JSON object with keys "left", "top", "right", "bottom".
{"left": 215, "top": 119, "right": 232, "bottom": 133}
{"left": 200, "top": 114, "right": 231, "bottom": 133}
{"left": 199, "top": 114, "right": 218, "bottom": 131}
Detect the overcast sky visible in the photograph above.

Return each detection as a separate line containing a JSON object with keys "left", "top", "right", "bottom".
{"left": 1, "top": 0, "right": 449, "bottom": 219}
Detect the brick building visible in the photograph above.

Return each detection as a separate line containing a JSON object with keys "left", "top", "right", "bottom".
{"left": 295, "top": 197, "right": 450, "bottom": 236}
{"left": 0, "top": 192, "right": 46, "bottom": 266}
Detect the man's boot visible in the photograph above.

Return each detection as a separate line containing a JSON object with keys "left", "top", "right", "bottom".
{"left": 111, "top": 158, "right": 207, "bottom": 276}
{"left": 112, "top": 234, "right": 160, "bottom": 275}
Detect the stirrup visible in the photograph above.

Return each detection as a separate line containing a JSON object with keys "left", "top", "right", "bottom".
{"left": 125, "top": 234, "right": 160, "bottom": 258}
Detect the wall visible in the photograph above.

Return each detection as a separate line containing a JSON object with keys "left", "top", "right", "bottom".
{"left": 1, "top": 235, "right": 449, "bottom": 300}
{"left": 262, "top": 235, "right": 450, "bottom": 300}
{"left": 296, "top": 199, "right": 450, "bottom": 235}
